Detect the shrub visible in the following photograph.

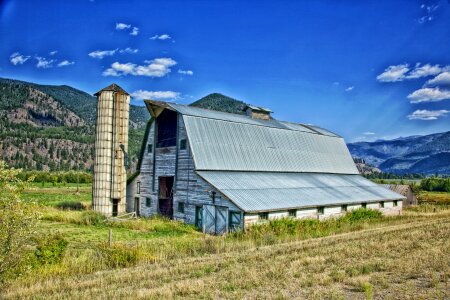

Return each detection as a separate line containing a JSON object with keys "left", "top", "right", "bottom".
{"left": 96, "top": 243, "right": 139, "bottom": 268}
{"left": 80, "top": 211, "right": 106, "bottom": 226}
{"left": 56, "top": 201, "right": 86, "bottom": 211}
{"left": 34, "top": 234, "right": 68, "bottom": 265}
{"left": 341, "top": 208, "right": 383, "bottom": 223}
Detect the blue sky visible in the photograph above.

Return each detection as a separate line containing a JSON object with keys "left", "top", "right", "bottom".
{"left": 1, "top": 0, "right": 449, "bottom": 142}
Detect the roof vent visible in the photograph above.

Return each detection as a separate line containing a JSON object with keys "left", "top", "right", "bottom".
{"left": 244, "top": 105, "right": 272, "bottom": 120}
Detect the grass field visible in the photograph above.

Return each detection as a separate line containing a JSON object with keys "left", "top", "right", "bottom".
{"left": 2, "top": 185, "right": 450, "bottom": 299}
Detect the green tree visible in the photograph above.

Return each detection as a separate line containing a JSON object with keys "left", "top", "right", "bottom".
{"left": 0, "top": 161, "right": 39, "bottom": 284}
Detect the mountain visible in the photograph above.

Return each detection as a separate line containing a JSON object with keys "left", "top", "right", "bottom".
{"left": 0, "top": 78, "right": 149, "bottom": 171}
{"left": 190, "top": 93, "right": 247, "bottom": 114}
{"left": 348, "top": 131, "right": 450, "bottom": 175}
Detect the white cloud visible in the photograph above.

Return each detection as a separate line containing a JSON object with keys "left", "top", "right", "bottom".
{"left": 10, "top": 52, "right": 31, "bottom": 65}
{"left": 407, "top": 109, "right": 449, "bottom": 120}
{"left": 116, "top": 23, "right": 131, "bottom": 30}
{"left": 88, "top": 49, "right": 118, "bottom": 59}
{"left": 102, "top": 58, "right": 177, "bottom": 77}
{"left": 178, "top": 69, "right": 193, "bottom": 76}
{"left": 345, "top": 86, "right": 354, "bottom": 92}
{"left": 130, "top": 27, "right": 139, "bottom": 36}
{"left": 150, "top": 34, "right": 171, "bottom": 40}
{"left": 49, "top": 50, "right": 58, "bottom": 56}
{"left": 363, "top": 132, "right": 375, "bottom": 135}
{"left": 57, "top": 60, "right": 75, "bottom": 67}
{"left": 131, "top": 90, "right": 180, "bottom": 100}
{"left": 406, "top": 63, "right": 443, "bottom": 79}
{"left": 119, "top": 48, "right": 138, "bottom": 54}
{"left": 36, "top": 57, "right": 55, "bottom": 68}
{"left": 426, "top": 71, "right": 450, "bottom": 86}
{"left": 376, "top": 64, "right": 409, "bottom": 82}
{"left": 407, "top": 87, "right": 450, "bottom": 103}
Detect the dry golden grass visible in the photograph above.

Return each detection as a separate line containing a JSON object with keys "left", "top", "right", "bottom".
{"left": 4, "top": 213, "right": 450, "bottom": 299}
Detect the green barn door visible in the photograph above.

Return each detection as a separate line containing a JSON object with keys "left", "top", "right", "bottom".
{"left": 202, "top": 205, "right": 229, "bottom": 235}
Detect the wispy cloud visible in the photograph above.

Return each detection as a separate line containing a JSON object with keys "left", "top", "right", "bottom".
{"left": 36, "top": 57, "right": 55, "bottom": 68}
{"left": 116, "top": 23, "right": 131, "bottom": 30}
{"left": 119, "top": 48, "right": 138, "bottom": 54}
{"left": 57, "top": 60, "right": 75, "bottom": 67}
{"left": 376, "top": 64, "right": 409, "bottom": 82}
{"left": 10, "top": 52, "right": 31, "bottom": 65}
{"left": 178, "top": 69, "right": 193, "bottom": 76}
{"left": 88, "top": 49, "right": 118, "bottom": 59}
{"left": 426, "top": 71, "right": 450, "bottom": 87}
{"left": 408, "top": 109, "right": 449, "bottom": 120}
{"left": 130, "top": 27, "right": 139, "bottom": 36}
{"left": 363, "top": 132, "right": 375, "bottom": 135}
{"left": 407, "top": 87, "right": 450, "bottom": 103}
{"left": 131, "top": 90, "right": 180, "bottom": 100}
{"left": 103, "top": 58, "right": 177, "bottom": 77}
{"left": 150, "top": 34, "right": 171, "bottom": 40}
{"left": 345, "top": 86, "right": 354, "bottom": 92}
{"left": 418, "top": 3, "right": 440, "bottom": 24}
{"left": 49, "top": 50, "right": 58, "bottom": 56}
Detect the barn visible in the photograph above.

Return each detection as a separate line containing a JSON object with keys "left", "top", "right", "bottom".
{"left": 126, "top": 99, "right": 405, "bottom": 233}
{"left": 381, "top": 184, "right": 417, "bottom": 208}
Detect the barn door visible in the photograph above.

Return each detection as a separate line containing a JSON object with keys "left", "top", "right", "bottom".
{"left": 202, "top": 205, "right": 229, "bottom": 235}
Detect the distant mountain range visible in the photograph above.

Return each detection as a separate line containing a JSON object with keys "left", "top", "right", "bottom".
{"left": 348, "top": 132, "right": 450, "bottom": 175}
{"left": 1, "top": 77, "right": 448, "bottom": 175}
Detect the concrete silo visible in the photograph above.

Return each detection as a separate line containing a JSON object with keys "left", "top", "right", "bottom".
{"left": 92, "top": 84, "right": 130, "bottom": 216}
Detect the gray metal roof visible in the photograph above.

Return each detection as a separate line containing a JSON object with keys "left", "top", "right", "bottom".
{"left": 167, "top": 103, "right": 325, "bottom": 135}
{"left": 197, "top": 171, "right": 406, "bottom": 212}
{"left": 182, "top": 115, "right": 358, "bottom": 174}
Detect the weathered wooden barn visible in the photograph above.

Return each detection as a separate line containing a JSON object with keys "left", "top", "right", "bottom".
{"left": 381, "top": 184, "right": 417, "bottom": 208}
{"left": 126, "top": 100, "right": 405, "bottom": 233}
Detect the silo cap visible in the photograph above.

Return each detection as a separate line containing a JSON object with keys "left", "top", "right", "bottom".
{"left": 94, "top": 83, "right": 129, "bottom": 96}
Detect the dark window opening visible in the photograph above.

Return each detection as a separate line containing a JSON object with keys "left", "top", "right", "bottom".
{"left": 195, "top": 206, "right": 203, "bottom": 229}
{"left": 179, "top": 139, "right": 187, "bottom": 150}
{"left": 178, "top": 202, "right": 185, "bottom": 213}
{"left": 342, "top": 205, "right": 348, "bottom": 212}
{"left": 380, "top": 201, "right": 385, "bottom": 208}
{"left": 156, "top": 109, "right": 177, "bottom": 148}
{"left": 393, "top": 201, "right": 398, "bottom": 207}
{"left": 288, "top": 209, "right": 297, "bottom": 217}
{"left": 146, "top": 197, "right": 151, "bottom": 207}
{"left": 112, "top": 198, "right": 119, "bottom": 217}
{"left": 317, "top": 207, "right": 324, "bottom": 215}
{"left": 362, "top": 203, "right": 367, "bottom": 209}
{"left": 148, "top": 144, "right": 153, "bottom": 153}
{"left": 259, "top": 212, "right": 269, "bottom": 220}
{"left": 137, "top": 181, "right": 141, "bottom": 194}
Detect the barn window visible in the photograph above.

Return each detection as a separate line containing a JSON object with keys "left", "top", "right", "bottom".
{"left": 393, "top": 200, "right": 398, "bottom": 207}
{"left": 137, "top": 181, "right": 141, "bottom": 194}
{"left": 362, "top": 203, "right": 367, "bottom": 209}
{"left": 317, "top": 207, "right": 324, "bottom": 215}
{"left": 179, "top": 139, "right": 187, "bottom": 150}
{"left": 259, "top": 212, "right": 269, "bottom": 220}
{"left": 341, "top": 205, "right": 348, "bottom": 212}
{"left": 380, "top": 201, "right": 385, "bottom": 208}
{"left": 195, "top": 206, "right": 203, "bottom": 229}
{"left": 178, "top": 202, "right": 185, "bottom": 213}
{"left": 288, "top": 209, "right": 297, "bottom": 217}
{"left": 147, "top": 144, "right": 153, "bottom": 153}
{"left": 146, "top": 197, "right": 151, "bottom": 207}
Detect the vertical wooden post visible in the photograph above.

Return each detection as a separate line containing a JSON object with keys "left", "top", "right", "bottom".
{"left": 109, "top": 228, "right": 112, "bottom": 247}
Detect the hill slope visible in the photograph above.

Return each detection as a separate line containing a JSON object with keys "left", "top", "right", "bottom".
{"left": 190, "top": 93, "right": 247, "bottom": 114}
{"left": 348, "top": 131, "right": 450, "bottom": 175}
